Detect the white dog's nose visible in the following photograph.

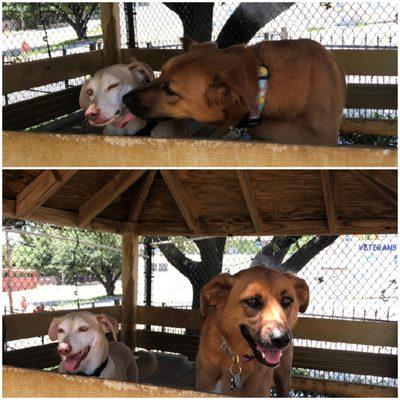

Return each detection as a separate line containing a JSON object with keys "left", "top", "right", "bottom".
{"left": 58, "top": 342, "right": 72, "bottom": 356}
{"left": 85, "top": 104, "right": 100, "bottom": 119}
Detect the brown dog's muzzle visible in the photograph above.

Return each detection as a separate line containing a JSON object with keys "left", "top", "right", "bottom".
{"left": 122, "top": 88, "right": 151, "bottom": 119}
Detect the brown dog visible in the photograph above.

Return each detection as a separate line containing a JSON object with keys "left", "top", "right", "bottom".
{"left": 196, "top": 266, "right": 309, "bottom": 397}
{"left": 122, "top": 38, "right": 346, "bottom": 145}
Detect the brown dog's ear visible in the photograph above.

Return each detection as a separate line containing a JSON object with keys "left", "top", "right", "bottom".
{"left": 127, "top": 61, "right": 155, "bottom": 85}
{"left": 48, "top": 317, "right": 62, "bottom": 341}
{"left": 200, "top": 273, "right": 234, "bottom": 317}
{"left": 79, "top": 80, "right": 91, "bottom": 111}
{"left": 285, "top": 273, "right": 310, "bottom": 313}
{"left": 96, "top": 313, "right": 119, "bottom": 341}
{"left": 206, "top": 70, "right": 250, "bottom": 110}
{"left": 181, "top": 36, "right": 197, "bottom": 52}
{"left": 181, "top": 36, "right": 218, "bottom": 53}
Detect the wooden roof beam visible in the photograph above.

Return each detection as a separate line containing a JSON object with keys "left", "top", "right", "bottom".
{"left": 128, "top": 171, "right": 157, "bottom": 222}
{"left": 15, "top": 170, "right": 77, "bottom": 219}
{"left": 236, "top": 171, "right": 265, "bottom": 235}
{"left": 321, "top": 171, "right": 338, "bottom": 234}
{"left": 160, "top": 171, "right": 200, "bottom": 232}
{"left": 352, "top": 170, "right": 397, "bottom": 207}
{"left": 79, "top": 170, "right": 146, "bottom": 228}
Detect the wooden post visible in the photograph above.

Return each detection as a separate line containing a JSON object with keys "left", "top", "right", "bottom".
{"left": 121, "top": 233, "right": 139, "bottom": 349}
{"left": 100, "top": 3, "right": 121, "bottom": 66}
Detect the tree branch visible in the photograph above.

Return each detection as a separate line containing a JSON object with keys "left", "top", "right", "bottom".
{"left": 282, "top": 235, "right": 339, "bottom": 273}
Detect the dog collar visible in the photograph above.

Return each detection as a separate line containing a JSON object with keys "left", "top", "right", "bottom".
{"left": 220, "top": 336, "right": 255, "bottom": 362}
{"left": 229, "top": 65, "right": 269, "bottom": 139}
{"left": 75, "top": 357, "right": 109, "bottom": 377}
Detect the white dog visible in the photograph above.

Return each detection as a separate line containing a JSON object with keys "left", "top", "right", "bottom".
{"left": 48, "top": 311, "right": 156, "bottom": 382}
{"left": 79, "top": 61, "right": 189, "bottom": 137}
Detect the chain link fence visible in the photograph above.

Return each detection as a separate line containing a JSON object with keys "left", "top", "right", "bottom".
{"left": 2, "top": 3, "right": 102, "bottom": 105}
{"left": 140, "top": 234, "right": 398, "bottom": 390}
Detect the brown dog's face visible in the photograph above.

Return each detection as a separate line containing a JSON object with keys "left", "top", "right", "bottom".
{"left": 122, "top": 42, "right": 256, "bottom": 126}
{"left": 200, "top": 266, "right": 309, "bottom": 368}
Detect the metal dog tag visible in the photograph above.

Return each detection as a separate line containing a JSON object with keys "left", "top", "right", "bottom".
{"left": 230, "top": 373, "right": 241, "bottom": 390}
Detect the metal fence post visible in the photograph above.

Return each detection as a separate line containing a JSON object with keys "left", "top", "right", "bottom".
{"left": 144, "top": 237, "right": 152, "bottom": 330}
{"left": 125, "top": 2, "right": 136, "bottom": 48}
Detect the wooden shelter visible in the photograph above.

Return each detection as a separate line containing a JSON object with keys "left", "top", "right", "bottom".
{"left": 2, "top": 3, "right": 398, "bottom": 168}
{"left": 2, "top": 169, "right": 398, "bottom": 397}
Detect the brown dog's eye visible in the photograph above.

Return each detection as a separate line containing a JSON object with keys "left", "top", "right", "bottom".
{"left": 162, "top": 83, "right": 178, "bottom": 97}
{"left": 244, "top": 297, "right": 263, "bottom": 309}
{"left": 107, "top": 82, "right": 119, "bottom": 90}
{"left": 57, "top": 328, "right": 64, "bottom": 334}
{"left": 87, "top": 88, "right": 93, "bottom": 96}
{"left": 281, "top": 297, "right": 293, "bottom": 309}
{"left": 79, "top": 326, "right": 89, "bottom": 333}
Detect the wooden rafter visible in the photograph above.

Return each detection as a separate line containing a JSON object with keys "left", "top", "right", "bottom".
{"left": 128, "top": 171, "right": 157, "bottom": 222}
{"left": 160, "top": 171, "right": 199, "bottom": 232}
{"left": 352, "top": 170, "right": 397, "bottom": 207}
{"left": 320, "top": 171, "right": 338, "bottom": 234}
{"left": 78, "top": 170, "right": 146, "bottom": 228}
{"left": 236, "top": 171, "right": 265, "bottom": 235}
{"left": 15, "top": 170, "right": 77, "bottom": 219}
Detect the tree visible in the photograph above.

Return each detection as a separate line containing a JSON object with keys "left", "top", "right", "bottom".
{"left": 155, "top": 235, "right": 339, "bottom": 310}
{"left": 164, "top": 2, "right": 294, "bottom": 47}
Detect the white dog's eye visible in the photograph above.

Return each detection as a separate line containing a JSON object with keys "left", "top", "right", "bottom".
{"left": 79, "top": 326, "right": 89, "bottom": 332}
{"left": 58, "top": 328, "right": 64, "bottom": 334}
{"left": 107, "top": 82, "right": 120, "bottom": 90}
{"left": 87, "top": 88, "right": 93, "bottom": 97}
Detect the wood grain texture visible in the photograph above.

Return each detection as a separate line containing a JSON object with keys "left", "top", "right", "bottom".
{"left": 78, "top": 171, "right": 145, "bottom": 227}
{"left": 15, "top": 170, "right": 77, "bottom": 218}
{"left": 341, "top": 118, "right": 397, "bottom": 137}
{"left": 2, "top": 366, "right": 215, "bottom": 398}
{"left": 320, "top": 171, "right": 338, "bottom": 233}
{"left": 3, "top": 132, "right": 397, "bottom": 168}
{"left": 3, "top": 51, "right": 103, "bottom": 95}
{"left": 121, "top": 233, "right": 139, "bottom": 349}
{"left": 100, "top": 3, "right": 121, "bottom": 66}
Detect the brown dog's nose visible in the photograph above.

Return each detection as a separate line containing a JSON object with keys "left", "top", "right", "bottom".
{"left": 57, "top": 342, "right": 72, "bottom": 356}
{"left": 269, "top": 329, "right": 292, "bottom": 349}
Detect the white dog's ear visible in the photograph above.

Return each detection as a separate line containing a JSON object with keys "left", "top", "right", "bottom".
{"left": 127, "top": 62, "right": 155, "bottom": 86}
{"left": 48, "top": 317, "right": 62, "bottom": 341}
{"left": 200, "top": 273, "right": 234, "bottom": 317}
{"left": 96, "top": 313, "right": 119, "bottom": 341}
{"left": 79, "top": 80, "right": 91, "bottom": 110}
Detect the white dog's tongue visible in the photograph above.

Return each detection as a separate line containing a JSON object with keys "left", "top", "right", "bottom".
{"left": 119, "top": 111, "right": 136, "bottom": 128}
{"left": 256, "top": 345, "right": 282, "bottom": 365}
{"left": 62, "top": 353, "right": 82, "bottom": 372}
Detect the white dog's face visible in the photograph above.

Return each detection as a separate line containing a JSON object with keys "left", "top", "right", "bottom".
{"left": 79, "top": 62, "right": 155, "bottom": 127}
{"left": 48, "top": 311, "right": 118, "bottom": 373}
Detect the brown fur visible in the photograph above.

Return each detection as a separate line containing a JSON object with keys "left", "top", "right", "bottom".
{"left": 123, "top": 38, "right": 346, "bottom": 145}
{"left": 196, "top": 266, "right": 309, "bottom": 397}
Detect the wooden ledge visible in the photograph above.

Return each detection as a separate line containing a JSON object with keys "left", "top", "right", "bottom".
{"left": 3, "top": 131, "right": 397, "bottom": 167}
{"left": 2, "top": 366, "right": 216, "bottom": 398}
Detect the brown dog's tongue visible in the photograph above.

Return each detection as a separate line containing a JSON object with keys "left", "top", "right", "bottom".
{"left": 256, "top": 345, "right": 282, "bottom": 365}
{"left": 119, "top": 111, "right": 136, "bottom": 128}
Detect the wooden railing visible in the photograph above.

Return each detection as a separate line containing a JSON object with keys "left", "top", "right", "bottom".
{"left": 3, "top": 305, "right": 398, "bottom": 397}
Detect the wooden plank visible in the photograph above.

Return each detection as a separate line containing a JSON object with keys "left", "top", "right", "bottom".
{"left": 3, "top": 305, "right": 121, "bottom": 341}
{"left": 136, "top": 330, "right": 397, "bottom": 377}
{"left": 128, "top": 171, "right": 157, "bottom": 222}
{"left": 100, "top": 3, "right": 121, "bottom": 66}
{"left": 351, "top": 170, "right": 397, "bottom": 207}
{"left": 332, "top": 49, "right": 397, "bottom": 76}
{"left": 121, "top": 48, "right": 397, "bottom": 77}
{"left": 236, "top": 171, "right": 265, "bottom": 234}
{"left": 3, "top": 51, "right": 103, "bottom": 95}
{"left": 341, "top": 118, "right": 397, "bottom": 137}
{"left": 3, "top": 132, "right": 397, "bottom": 168}
{"left": 3, "top": 87, "right": 81, "bottom": 130}
{"left": 291, "top": 376, "right": 397, "bottom": 398}
{"left": 136, "top": 306, "right": 397, "bottom": 347}
{"left": 78, "top": 171, "right": 146, "bottom": 227}
{"left": 2, "top": 366, "right": 216, "bottom": 397}
{"left": 320, "top": 171, "right": 337, "bottom": 233}
{"left": 346, "top": 84, "right": 397, "bottom": 109}
{"left": 3, "top": 198, "right": 135, "bottom": 235}
{"left": 121, "top": 233, "right": 139, "bottom": 349}
{"left": 160, "top": 171, "right": 200, "bottom": 232}
{"left": 15, "top": 170, "right": 77, "bottom": 218}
